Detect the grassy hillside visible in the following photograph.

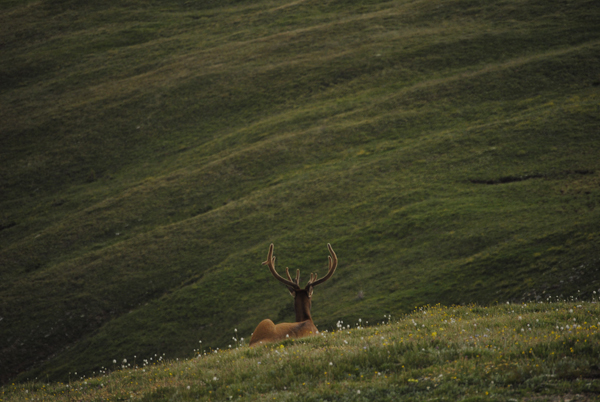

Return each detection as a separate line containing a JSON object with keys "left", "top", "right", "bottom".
{"left": 2, "top": 302, "right": 600, "bottom": 401}
{"left": 1, "top": 0, "right": 600, "bottom": 384}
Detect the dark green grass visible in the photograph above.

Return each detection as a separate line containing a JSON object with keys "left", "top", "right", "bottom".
{"left": 1, "top": 0, "right": 599, "bottom": 385}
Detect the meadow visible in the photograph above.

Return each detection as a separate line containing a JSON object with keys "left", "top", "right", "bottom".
{"left": 1, "top": 0, "right": 599, "bottom": 387}
{"left": 2, "top": 301, "right": 599, "bottom": 401}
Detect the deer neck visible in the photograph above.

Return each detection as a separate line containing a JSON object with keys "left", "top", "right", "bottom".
{"left": 294, "top": 291, "right": 313, "bottom": 322}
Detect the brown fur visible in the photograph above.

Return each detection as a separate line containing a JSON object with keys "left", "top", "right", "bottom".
{"left": 249, "top": 319, "right": 318, "bottom": 346}
{"left": 249, "top": 290, "right": 318, "bottom": 346}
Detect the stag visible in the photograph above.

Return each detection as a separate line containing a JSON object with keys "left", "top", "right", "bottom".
{"left": 249, "top": 243, "right": 338, "bottom": 347}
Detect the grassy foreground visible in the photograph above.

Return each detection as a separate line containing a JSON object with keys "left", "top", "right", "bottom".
{"left": 2, "top": 301, "right": 599, "bottom": 401}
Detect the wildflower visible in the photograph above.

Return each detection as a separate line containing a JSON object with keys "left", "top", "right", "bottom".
{"left": 213, "top": 376, "right": 218, "bottom": 381}
{"left": 357, "top": 390, "right": 361, "bottom": 394}
{"left": 329, "top": 362, "right": 333, "bottom": 366}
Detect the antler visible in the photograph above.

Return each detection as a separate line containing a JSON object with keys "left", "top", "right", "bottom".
{"left": 262, "top": 244, "right": 301, "bottom": 290}
{"left": 263, "top": 243, "right": 338, "bottom": 290}
{"left": 306, "top": 243, "right": 338, "bottom": 288}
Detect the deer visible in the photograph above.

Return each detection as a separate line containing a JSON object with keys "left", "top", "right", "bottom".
{"left": 249, "top": 243, "right": 338, "bottom": 347}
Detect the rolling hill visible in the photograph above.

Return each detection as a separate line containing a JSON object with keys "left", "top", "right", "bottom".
{"left": 1, "top": 0, "right": 599, "bottom": 384}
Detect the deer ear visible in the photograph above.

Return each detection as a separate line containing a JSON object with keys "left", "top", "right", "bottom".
{"left": 288, "top": 289, "right": 296, "bottom": 298}
{"left": 307, "top": 286, "right": 314, "bottom": 298}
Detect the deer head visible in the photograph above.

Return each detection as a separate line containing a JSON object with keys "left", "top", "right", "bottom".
{"left": 262, "top": 243, "right": 337, "bottom": 322}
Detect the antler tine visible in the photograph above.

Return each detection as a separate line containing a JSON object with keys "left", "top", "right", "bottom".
{"left": 306, "top": 243, "right": 338, "bottom": 288}
{"left": 285, "top": 268, "right": 301, "bottom": 286}
{"left": 263, "top": 244, "right": 300, "bottom": 290}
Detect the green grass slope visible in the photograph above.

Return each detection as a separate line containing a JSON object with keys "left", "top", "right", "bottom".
{"left": 2, "top": 302, "right": 600, "bottom": 401}
{"left": 1, "top": 0, "right": 599, "bottom": 384}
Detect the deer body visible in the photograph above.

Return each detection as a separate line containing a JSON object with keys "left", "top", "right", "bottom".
{"left": 249, "top": 244, "right": 338, "bottom": 347}
{"left": 250, "top": 319, "right": 317, "bottom": 345}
